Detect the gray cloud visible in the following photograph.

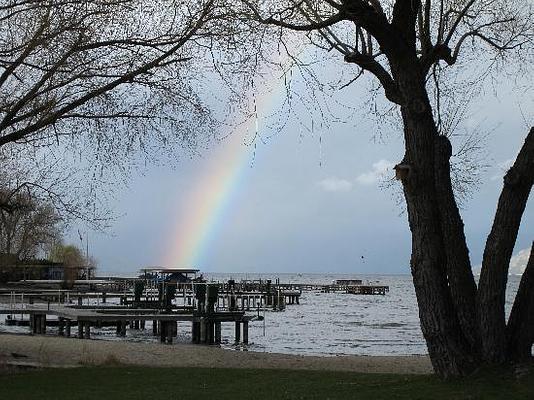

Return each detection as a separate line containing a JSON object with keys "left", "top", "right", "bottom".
{"left": 509, "top": 246, "right": 532, "bottom": 275}
{"left": 356, "top": 159, "right": 395, "bottom": 185}
{"left": 317, "top": 177, "right": 353, "bottom": 192}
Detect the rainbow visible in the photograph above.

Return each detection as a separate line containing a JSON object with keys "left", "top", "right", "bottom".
{"left": 162, "top": 67, "right": 291, "bottom": 270}
{"left": 161, "top": 132, "right": 254, "bottom": 270}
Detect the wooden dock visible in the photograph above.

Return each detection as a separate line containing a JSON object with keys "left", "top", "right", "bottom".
{"left": 0, "top": 279, "right": 268, "bottom": 345}
{"left": 0, "top": 275, "right": 390, "bottom": 347}
{"left": 0, "top": 302, "right": 259, "bottom": 345}
{"left": 321, "top": 284, "right": 389, "bottom": 295}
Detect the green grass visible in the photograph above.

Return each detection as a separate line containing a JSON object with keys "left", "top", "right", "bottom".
{"left": 0, "top": 366, "right": 533, "bottom": 400}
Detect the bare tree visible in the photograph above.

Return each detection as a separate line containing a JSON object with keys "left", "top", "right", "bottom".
{"left": 0, "top": 0, "right": 239, "bottom": 224}
{"left": 0, "top": 188, "right": 62, "bottom": 260}
{"left": 0, "top": 1, "right": 216, "bottom": 145}
{"left": 236, "top": 0, "right": 533, "bottom": 377}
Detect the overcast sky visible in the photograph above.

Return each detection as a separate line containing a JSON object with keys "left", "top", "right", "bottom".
{"left": 68, "top": 62, "right": 533, "bottom": 276}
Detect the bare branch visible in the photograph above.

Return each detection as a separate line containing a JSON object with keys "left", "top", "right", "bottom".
{"left": 344, "top": 51, "right": 402, "bottom": 104}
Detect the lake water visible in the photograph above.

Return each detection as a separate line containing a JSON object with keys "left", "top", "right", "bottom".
{"left": 0, "top": 273, "right": 522, "bottom": 357}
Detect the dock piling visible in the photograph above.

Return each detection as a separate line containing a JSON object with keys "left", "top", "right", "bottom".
{"left": 199, "top": 318, "right": 206, "bottom": 343}
{"left": 243, "top": 321, "right": 249, "bottom": 344}
{"left": 234, "top": 321, "right": 240, "bottom": 344}
{"left": 192, "top": 320, "right": 200, "bottom": 343}
{"left": 40, "top": 314, "right": 46, "bottom": 334}
{"left": 215, "top": 322, "right": 221, "bottom": 344}
{"left": 58, "top": 318, "right": 65, "bottom": 336}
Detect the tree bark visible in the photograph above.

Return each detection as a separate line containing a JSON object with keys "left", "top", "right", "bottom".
{"left": 396, "top": 68, "right": 476, "bottom": 377}
{"left": 478, "top": 127, "right": 534, "bottom": 363}
{"left": 434, "top": 135, "right": 479, "bottom": 353}
{"left": 506, "top": 242, "right": 534, "bottom": 362}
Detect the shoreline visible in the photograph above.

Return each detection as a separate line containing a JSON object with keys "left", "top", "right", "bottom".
{"left": 0, "top": 333, "right": 432, "bottom": 374}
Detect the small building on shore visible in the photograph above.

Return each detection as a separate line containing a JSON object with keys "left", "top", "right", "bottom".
{"left": 0, "top": 253, "right": 94, "bottom": 283}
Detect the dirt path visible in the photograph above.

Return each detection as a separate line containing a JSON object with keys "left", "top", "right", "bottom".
{"left": 0, "top": 333, "right": 432, "bottom": 374}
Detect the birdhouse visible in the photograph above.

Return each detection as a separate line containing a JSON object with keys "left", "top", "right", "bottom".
{"left": 394, "top": 164, "right": 411, "bottom": 181}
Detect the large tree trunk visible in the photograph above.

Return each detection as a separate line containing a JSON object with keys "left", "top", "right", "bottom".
{"left": 396, "top": 69, "right": 477, "bottom": 377}
{"left": 434, "top": 135, "right": 479, "bottom": 353}
{"left": 478, "top": 128, "right": 534, "bottom": 363}
{"left": 506, "top": 243, "right": 534, "bottom": 362}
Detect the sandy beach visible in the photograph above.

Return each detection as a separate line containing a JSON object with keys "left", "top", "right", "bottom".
{"left": 0, "top": 333, "right": 432, "bottom": 374}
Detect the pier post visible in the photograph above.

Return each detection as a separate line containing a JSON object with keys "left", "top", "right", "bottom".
{"left": 168, "top": 322, "right": 176, "bottom": 344}
{"left": 84, "top": 323, "right": 91, "bottom": 339}
{"left": 78, "top": 296, "right": 82, "bottom": 306}
{"left": 160, "top": 321, "right": 173, "bottom": 344}
{"left": 77, "top": 322, "right": 83, "bottom": 339}
{"left": 229, "top": 295, "right": 237, "bottom": 312}
{"left": 165, "top": 322, "right": 172, "bottom": 344}
{"left": 58, "top": 318, "right": 65, "bottom": 336}
{"left": 199, "top": 318, "right": 206, "bottom": 343}
{"left": 234, "top": 321, "right": 241, "bottom": 344}
{"left": 152, "top": 320, "right": 158, "bottom": 336}
{"left": 40, "top": 314, "right": 46, "bottom": 334}
{"left": 159, "top": 321, "right": 165, "bottom": 343}
{"left": 65, "top": 320, "right": 71, "bottom": 337}
{"left": 140, "top": 320, "right": 145, "bottom": 330}
{"left": 192, "top": 320, "right": 200, "bottom": 343}
{"left": 243, "top": 321, "right": 249, "bottom": 344}
{"left": 207, "top": 320, "right": 214, "bottom": 345}
{"left": 215, "top": 322, "right": 221, "bottom": 344}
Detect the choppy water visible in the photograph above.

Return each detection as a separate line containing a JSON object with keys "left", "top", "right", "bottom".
{"left": 0, "top": 274, "right": 522, "bottom": 357}
{"left": 211, "top": 273, "right": 520, "bottom": 356}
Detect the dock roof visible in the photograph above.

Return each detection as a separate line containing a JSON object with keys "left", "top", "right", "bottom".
{"left": 139, "top": 267, "right": 200, "bottom": 274}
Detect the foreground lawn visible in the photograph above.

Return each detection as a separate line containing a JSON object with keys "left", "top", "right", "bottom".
{"left": 1, "top": 366, "right": 533, "bottom": 400}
